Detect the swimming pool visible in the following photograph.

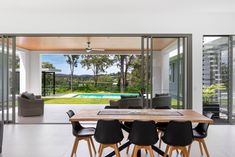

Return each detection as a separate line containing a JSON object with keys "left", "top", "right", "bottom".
{"left": 74, "top": 93, "right": 139, "bottom": 99}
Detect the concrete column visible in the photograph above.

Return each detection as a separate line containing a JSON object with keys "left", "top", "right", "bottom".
{"left": 18, "top": 50, "right": 30, "bottom": 93}
{"left": 192, "top": 33, "right": 203, "bottom": 113}
{"left": 161, "top": 52, "right": 169, "bottom": 93}
{"left": 152, "top": 51, "right": 163, "bottom": 95}
{"left": 29, "top": 53, "right": 41, "bottom": 95}
{"left": 19, "top": 51, "right": 41, "bottom": 95}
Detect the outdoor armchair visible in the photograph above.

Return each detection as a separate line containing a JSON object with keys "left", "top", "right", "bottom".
{"left": 110, "top": 97, "right": 142, "bottom": 109}
{"left": 18, "top": 93, "right": 44, "bottom": 117}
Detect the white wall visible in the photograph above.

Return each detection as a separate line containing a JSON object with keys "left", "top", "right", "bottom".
{"left": 1, "top": 0, "right": 235, "bottom": 112}
{"left": 152, "top": 51, "right": 163, "bottom": 94}
{"left": 29, "top": 53, "right": 41, "bottom": 95}
{"left": 18, "top": 50, "right": 30, "bottom": 93}
{"left": 19, "top": 50, "right": 41, "bottom": 95}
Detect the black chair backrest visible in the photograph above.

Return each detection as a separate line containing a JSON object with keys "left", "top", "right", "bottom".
{"left": 66, "top": 110, "right": 83, "bottom": 136}
{"left": 195, "top": 112, "right": 213, "bottom": 134}
{"left": 128, "top": 120, "right": 159, "bottom": 146}
{"left": 94, "top": 119, "right": 124, "bottom": 144}
{"left": 163, "top": 121, "right": 193, "bottom": 146}
{"left": 104, "top": 106, "right": 119, "bottom": 109}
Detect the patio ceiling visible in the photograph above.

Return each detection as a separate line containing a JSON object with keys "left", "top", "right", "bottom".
{"left": 16, "top": 37, "right": 176, "bottom": 52}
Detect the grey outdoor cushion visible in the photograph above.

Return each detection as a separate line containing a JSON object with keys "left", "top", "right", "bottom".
{"left": 21, "top": 92, "right": 35, "bottom": 100}
{"left": 155, "top": 93, "right": 169, "bottom": 97}
{"left": 152, "top": 95, "right": 171, "bottom": 109}
{"left": 120, "top": 95, "right": 138, "bottom": 99}
{"left": 119, "top": 97, "right": 142, "bottom": 109}
{"left": 110, "top": 97, "right": 142, "bottom": 109}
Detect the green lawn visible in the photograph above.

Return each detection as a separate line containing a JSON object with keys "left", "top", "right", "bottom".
{"left": 43, "top": 97, "right": 180, "bottom": 108}
{"left": 43, "top": 98, "right": 118, "bottom": 104}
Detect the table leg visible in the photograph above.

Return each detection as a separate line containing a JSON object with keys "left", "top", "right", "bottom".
{"left": 105, "top": 141, "right": 131, "bottom": 157}
{"left": 152, "top": 145, "right": 168, "bottom": 157}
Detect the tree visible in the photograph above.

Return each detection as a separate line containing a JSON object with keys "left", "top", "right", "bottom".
{"left": 80, "top": 55, "right": 113, "bottom": 87}
{"left": 114, "top": 55, "right": 135, "bottom": 92}
{"left": 42, "top": 62, "right": 55, "bottom": 69}
{"left": 64, "top": 55, "right": 80, "bottom": 92}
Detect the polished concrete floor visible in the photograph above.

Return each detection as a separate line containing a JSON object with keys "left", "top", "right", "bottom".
{"left": 16, "top": 104, "right": 106, "bottom": 123}
{"left": 1, "top": 124, "right": 235, "bottom": 157}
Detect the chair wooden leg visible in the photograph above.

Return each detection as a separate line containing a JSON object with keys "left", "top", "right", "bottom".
{"left": 126, "top": 145, "right": 130, "bottom": 154}
{"left": 114, "top": 144, "right": 121, "bottom": 157}
{"left": 90, "top": 137, "right": 96, "bottom": 154}
{"left": 98, "top": 144, "right": 104, "bottom": 157}
{"left": 166, "top": 146, "right": 190, "bottom": 157}
{"left": 145, "top": 149, "right": 148, "bottom": 154}
{"left": 164, "top": 145, "right": 170, "bottom": 157}
{"left": 86, "top": 138, "right": 93, "bottom": 157}
{"left": 71, "top": 137, "right": 79, "bottom": 157}
{"left": 199, "top": 141, "right": 204, "bottom": 156}
{"left": 159, "top": 131, "right": 163, "bottom": 148}
{"left": 98, "top": 144, "right": 103, "bottom": 154}
{"left": 184, "top": 147, "right": 190, "bottom": 157}
{"left": 132, "top": 145, "right": 139, "bottom": 157}
{"left": 131, "top": 145, "right": 155, "bottom": 157}
{"left": 188, "top": 144, "right": 192, "bottom": 156}
{"left": 147, "top": 146, "right": 154, "bottom": 157}
{"left": 169, "top": 147, "right": 173, "bottom": 157}
{"left": 201, "top": 139, "right": 210, "bottom": 157}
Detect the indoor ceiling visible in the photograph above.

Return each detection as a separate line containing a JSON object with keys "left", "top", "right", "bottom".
{"left": 16, "top": 37, "right": 176, "bottom": 52}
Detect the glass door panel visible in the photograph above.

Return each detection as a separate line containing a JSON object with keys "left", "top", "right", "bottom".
{"left": 203, "top": 36, "right": 229, "bottom": 121}
{"left": 0, "top": 36, "right": 16, "bottom": 123}
{"left": 141, "top": 36, "right": 152, "bottom": 108}
{"left": 232, "top": 36, "right": 235, "bottom": 121}
{"left": 151, "top": 37, "right": 186, "bottom": 109}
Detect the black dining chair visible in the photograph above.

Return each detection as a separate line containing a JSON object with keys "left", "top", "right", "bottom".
{"left": 66, "top": 110, "right": 96, "bottom": 157}
{"left": 162, "top": 121, "right": 193, "bottom": 157}
{"left": 188, "top": 112, "right": 213, "bottom": 157}
{"left": 124, "top": 106, "right": 143, "bottom": 154}
{"left": 128, "top": 120, "right": 159, "bottom": 157}
{"left": 154, "top": 105, "right": 171, "bottom": 148}
{"left": 94, "top": 119, "right": 124, "bottom": 157}
{"left": 124, "top": 106, "right": 143, "bottom": 130}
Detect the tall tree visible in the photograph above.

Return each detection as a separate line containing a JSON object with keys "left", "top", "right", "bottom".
{"left": 42, "top": 62, "right": 55, "bottom": 69}
{"left": 80, "top": 55, "right": 113, "bottom": 87}
{"left": 64, "top": 55, "right": 80, "bottom": 91}
{"left": 114, "top": 55, "right": 135, "bottom": 92}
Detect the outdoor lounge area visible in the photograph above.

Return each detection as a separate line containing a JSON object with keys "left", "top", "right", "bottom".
{"left": 1, "top": 0, "right": 235, "bottom": 157}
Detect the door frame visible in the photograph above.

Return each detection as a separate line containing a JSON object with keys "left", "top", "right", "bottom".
{"left": 141, "top": 34, "right": 192, "bottom": 109}
{"left": 203, "top": 35, "right": 235, "bottom": 124}
{"left": 1, "top": 33, "right": 192, "bottom": 124}
{"left": 0, "top": 35, "right": 16, "bottom": 123}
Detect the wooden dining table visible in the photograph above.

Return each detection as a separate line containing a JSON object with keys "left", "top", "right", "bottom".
{"left": 70, "top": 109, "right": 213, "bottom": 157}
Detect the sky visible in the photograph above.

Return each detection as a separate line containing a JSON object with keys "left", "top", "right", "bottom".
{"left": 41, "top": 54, "right": 119, "bottom": 75}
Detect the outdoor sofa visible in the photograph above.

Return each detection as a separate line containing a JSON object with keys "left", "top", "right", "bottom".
{"left": 18, "top": 92, "right": 44, "bottom": 117}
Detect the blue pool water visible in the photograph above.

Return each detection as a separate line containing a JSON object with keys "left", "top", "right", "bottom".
{"left": 74, "top": 93, "right": 139, "bottom": 99}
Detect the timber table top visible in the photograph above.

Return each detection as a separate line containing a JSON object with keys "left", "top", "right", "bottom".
{"left": 70, "top": 109, "right": 213, "bottom": 124}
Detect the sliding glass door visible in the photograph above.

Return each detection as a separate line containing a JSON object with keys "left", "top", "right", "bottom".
{"left": 202, "top": 36, "right": 235, "bottom": 123}
{"left": 0, "top": 36, "right": 16, "bottom": 123}
{"left": 141, "top": 35, "right": 191, "bottom": 109}
{"left": 232, "top": 36, "right": 235, "bottom": 123}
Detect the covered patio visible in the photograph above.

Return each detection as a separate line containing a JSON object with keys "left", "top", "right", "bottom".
{"left": 15, "top": 36, "right": 186, "bottom": 124}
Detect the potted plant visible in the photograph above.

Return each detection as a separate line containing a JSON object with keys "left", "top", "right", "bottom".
{"left": 202, "top": 84, "right": 225, "bottom": 118}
